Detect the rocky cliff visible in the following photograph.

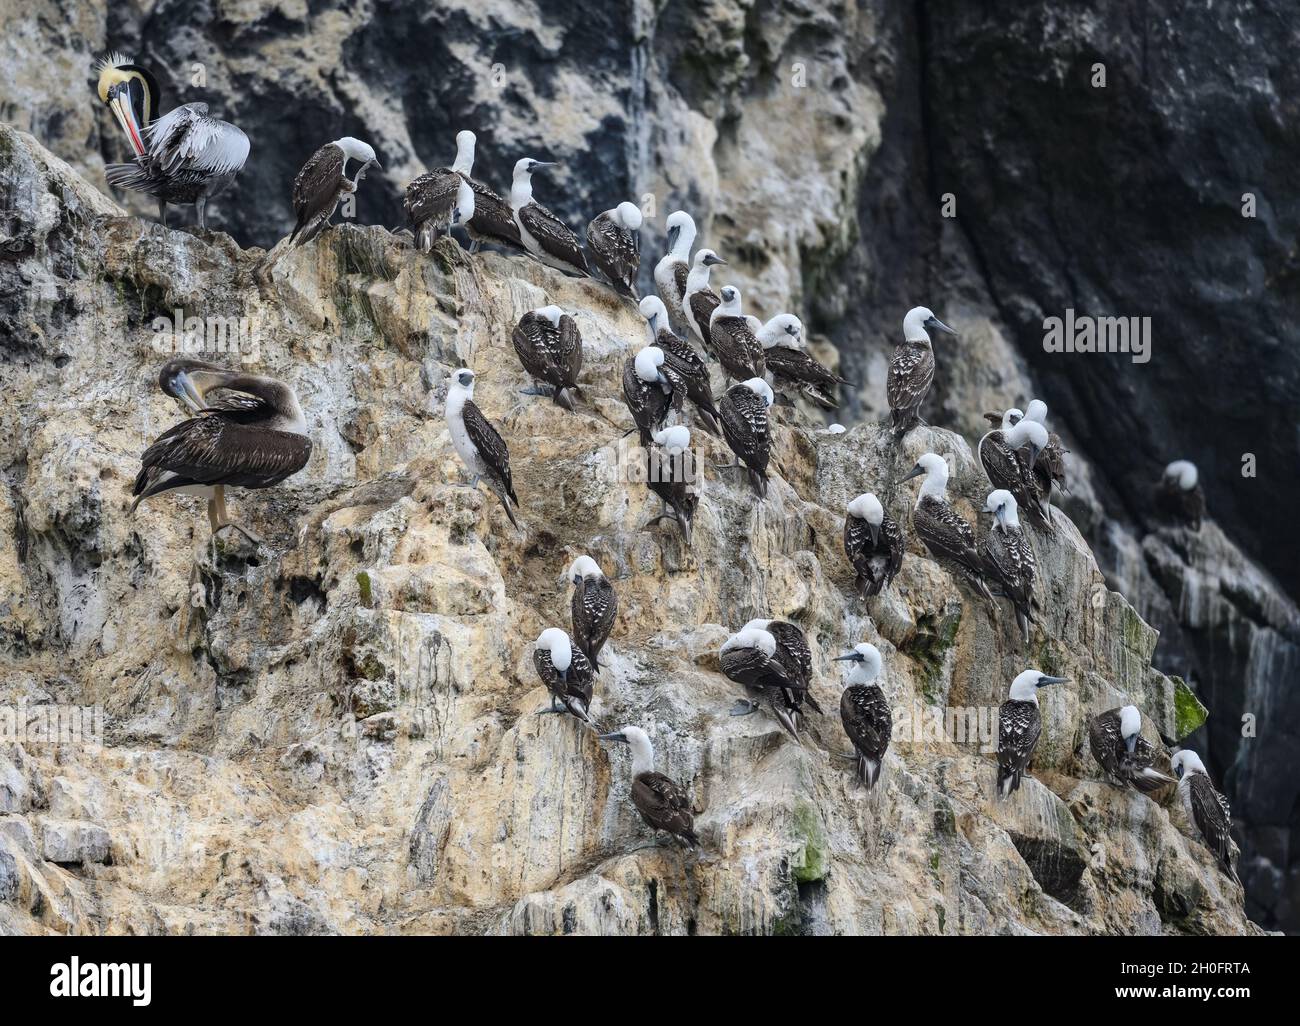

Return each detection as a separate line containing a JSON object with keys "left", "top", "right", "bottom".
{"left": 0, "top": 124, "right": 1259, "bottom": 935}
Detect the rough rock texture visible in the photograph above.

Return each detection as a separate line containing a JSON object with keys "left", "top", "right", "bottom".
{"left": 0, "top": 125, "right": 1259, "bottom": 935}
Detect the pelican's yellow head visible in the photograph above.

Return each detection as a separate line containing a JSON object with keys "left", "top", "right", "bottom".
{"left": 95, "top": 52, "right": 160, "bottom": 158}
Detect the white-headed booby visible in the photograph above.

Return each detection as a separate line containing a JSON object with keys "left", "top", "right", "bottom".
{"left": 644, "top": 425, "right": 698, "bottom": 546}
{"left": 654, "top": 211, "right": 697, "bottom": 326}
{"left": 403, "top": 130, "right": 493, "bottom": 252}
{"left": 708, "top": 286, "right": 765, "bottom": 382}
{"left": 743, "top": 617, "right": 823, "bottom": 716}
{"left": 533, "top": 627, "right": 596, "bottom": 725}
{"left": 981, "top": 489, "right": 1037, "bottom": 645}
{"left": 903, "top": 453, "right": 994, "bottom": 601}
{"left": 719, "top": 377, "right": 774, "bottom": 499}
{"left": 844, "top": 492, "right": 904, "bottom": 599}
{"left": 1156, "top": 460, "right": 1205, "bottom": 531}
{"left": 290, "top": 137, "right": 380, "bottom": 247}
{"left": 587, "top": 201, "right": 642, "bottom": 297}
{"left": 997, "top": 669, "right": 1069, "bottom": 797}
{"left": 639, "top": 296, "right": 721, "bottom": 434}
{"left": 978, "top": 409, "right": 1052, "bottom": 532}
{"left": 682, "top": 249, "right": 727, "bottom": 353}
{"left": 720, "top": 626, "right": 806, "bottom": 741}
{"left": 445, "top": 368, "right": 520, "bottom": 530}
{"left": 568, "top": 555, "right": 617, "bottom": 671}
{"left": 1023, "top": 399, "right": 1069, "bottom": 503}
{"left": 755, "top": 314, "right": 850, "bottom": 408}
{"left": 510, "top": 158, "right": 589, "bottom": 276}
{"left": 512, "top": 305, "right": 583, "bottom": 411}
{"left": 1171, "top": 750, "right": 1240, "bottom": 884}
{"left": 833, "top": 643, "right": 891, "bottom": 788}
{"left": 622, "top": 345, "right": 679, "bottom": 447}
{"left": 1088, "top": 705, "right": 1175, "bottom": 794}
{"left": 598, "top": 726, "right": 700, "bottom": 849}
{"left": 887, "top": 306, "right": 955, "bottom": 439}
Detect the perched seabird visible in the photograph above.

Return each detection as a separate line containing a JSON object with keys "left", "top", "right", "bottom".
{"left": 1170, "top": 750, "right": 1240, "bottom": 884}
{"left": 1088, "top": 705, "right": 1175, "bottom": 794}
{"left": 402, "top": 131, "right": 487, "bottom": 252}
{"left": 622, "top": 345, "right": 678, "bottom": 446}
{"left": 533, "top": 627, "right": 596, "bottom": 725}
{"left": 1155, "top": 460, "right": 1205, "bottom": 531}
{"left": 981, "top": 489, "right": 1037, "bottom": 644}
{"left": 833, "top": 643, "right": 891, "bottom": 789}
{"left": 996, "top": 669, "right": 1069, "bottom": 797}
{"left": 97, "top": 54, "right": 249, "bottom": 229}
{"left": 755, "top": 315, "right": 849, "bottom": 408}
{"left": 445, "top": 368, "right": 521, "bottom": 529}
{"left": 586, "top": 201, "right": 642, "bottom": 297}
{"left": 654, "top": 211, "right": 697, "bottom": 325}
{"left": 639, "top": 296, "right": 721, "bottom": 434}
{"left": 509, "top": 158, "right": 589, "bottom": 276}
{"left": 887, "top": 306, "right": 955, "bottom": 438}
{"left": 1023, "top": 399, "right": 1068, "bottom": 502}
{"left": 452, "top": 130, "right": 525, "bottom": 251}
{"left": 720, "top": 627, "right": 806, "bottom": 741}
{"left": 598, "top": 726, "right": 699, "bottom": 849}
{"left": 743, "top": 617, "right": 823, "bottom": 716}
{"left": 978, "top": 409, "right": 1051, "bottom": 532}
{"left": 903, "top": 453, "right": 994, "bottom": 601}
{"left": 644, "top": 425, "right": 698, "bottom": 546}
{"left": 719, "top": 377, "right": 774, "bottom": 499}
{"left": 289, "top": 137, "right": 380, "bottom": 247}
{"left": 512, "top": 306, "right": 583, "bottom": 411}
{"left": 708, "top": 286, "right": 766, "bottom": 382}
{"left": 682, "top": 249, "right": 727, "bottom": 353}
{"left": 568, "top": 555, "right": 617, "bottom": 671}
{"left": 844, "top": 492, "right": 903, "bottom": 599}
{"left": 131, "top": 361, "right": 311, "bottom": 544}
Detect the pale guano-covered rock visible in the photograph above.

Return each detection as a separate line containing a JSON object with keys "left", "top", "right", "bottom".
{"left": 0, "top": 126, "right": 1258, "bottom": 935}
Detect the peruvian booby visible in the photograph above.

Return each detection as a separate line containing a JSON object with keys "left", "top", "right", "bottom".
{"left": 833, "top": 643, "right": 891, "bottom": 789}
{"left": 981, "top": 489, "right": 1037, "bottom": 645}
{"left": 639, "top": 296, "right": 721, "bottom": 434}
{"left": 509, "top": 158, "right": 589, "bottom": 276}
{"left": 719, "top": 626, "right": 806, "bottom": 741}
{"left": 719, "top": 377, "right": 774, "bottom": 499}
{"left": 131, "top": 361, "right": 311, "bottom": 544}
{"left": 622, "top": 345, "right": 679, "bottom": 447}
{"left": 644, "top": 425, "right": 698, "bottom": 546}
{"left": 568, "top": 555, "right": 617, "bottom": 672}
{"left": 1023, "top": 399, "right": 1069, "bottom": 502}
{"left": 903, "top": 453, "right": 994, "bottom": 601}
{"left": 512, "top": 306, "right": 583, "bottom": 411}
{"left": 598, "top": 726, "right": 700, "bottom": 849}
{"left": 402, "top": 130, "right": 489, "bottom": 252}
{"left": 844, "top": 492, "right": 904, "bottom": 599}
{"left": 978, "top": 409, "right": 1052, "bottom": 532}
{"left": 586, "top": 201, "right": 642, "bottom": 297}
{"left": 743, "top": 618, "right": 823, "bottom": 716}
{"left": 1156, "top": 460, "right": 1205, "bottom": 531}
{"left": 1171, "top": 750, "right": 1240, "bottom": 884}
{"left": 290, "top": 137, "right": 380, "bottom": 247}
{"left": 533, "top": 627, "right": 597, "bottom": 726}
{"left": 1088, "top": 705, "right": 1175, "bottom": 794}
{"left": 996, "top": 669, "right": 1069, "bottom": 797}
{"left": 445, "top": 368, "right": 521, "bottom": 530}
{"left": 682, "top": 249, "right": 727, "bottom": 353}
{"left": 654, "top": 211, "right": 697, "bottom": 325}
{"left": 887, "top": 306, "right": 955, "bottom": 438}
{"left": 755, "top": 315, "right": 849, "bottom": 408}
{"left": 708, "top": 286, "right": 766, "bottom": 382}
{"left": 97, "top": 54, "right": 249, "bottom": 229}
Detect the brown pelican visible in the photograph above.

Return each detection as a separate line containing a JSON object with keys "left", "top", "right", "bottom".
{"left": 598, "top": 726, "right": 700, "bottom": 849}
{"left": 644, "top": 426, "right": 698, "bottom": 546}
{"left": 720, "top": 626, "right": 806, "bottom": 741}
{"left": 844, "top": 492, "right": 904, "bottom": 599}
{"left": 833, "top": 643, "right": 891, "bottom": 789}
{"left": 509, "top": 158, "right": 589, "bottom": 276}
{"left": 718, "top": 377, "right": 774, "bottom": 499}
{"left": 511, "top": 306, "right": 583, "bottom": 411}
{"left": 708, "top": 287, "right": 765, "bottom": 383}
{"left": 131, "top": 360, "right": 310, "bottom": 544}
{"left": 1155, "top": 460, "right": 1205, "bottom": 531}
{"left": 289, "top": 137, "right": 380, "bottom": 247}
{"left": 887, "top": 306, "right": 955, "bottom": 439}
{"left": 639, "top": 297, "right": 720, "bottom": 435}
{"left": 1170, "top": 750, "right": 1240, "bottom": 884}
{"left": 568, "top": 556, "right": 617, "bottom": 671}
{"left": 682, "top": 249, "right": 727, "bottom": 354}
{"left": 981, "top": 489, "right": 1037, "bottom": 644}
{"left": 996, "top": 669, "right": 1069, "bottom": 797}
{"left": 1088, "top": 706, "right": 1174, "bottom": 794}
{"left": 903, "top": 453, "right": 994, "bottom": 601}
{"left": 654, "top": 211, "right": 697, "bottom": 326}
{"left": 533, "top": 628, "right": 597, "bottom": 726}
{"left": 445, "top": 369, "right": 520, "bottom": 530}
{"left": 753, "top": 314, "right": 849, "bottom": 408}
{"left": 96, "top": 53, "right": 249, "bottom": 229}
{"left": 586, "top": 201, "right": 642, "bottom": 297}
{"left": 622, "top": 346, "right": 678, "bottom": 447}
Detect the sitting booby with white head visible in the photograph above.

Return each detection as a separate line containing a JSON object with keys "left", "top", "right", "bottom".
{"left": 568, "top": 556, "right": 617, "bottom": 672}
{"left": 754, "top": 314, "right": 850, "bottom": 409}
{"left": 599, "top": 726, "right": 700, "bottom": 849}
{"left": 720, "top": 626, "right": 807, "bottom": 741}
{"left": 533, "top": 627, "right": 597, "bottom": 726}
{"left": 682, "top": 249, "right": 727, "bottom": 353}
{"left": 997, "top": 669, "right": 1069, "bottom": 797}
{"left": 981, "top": 489, "right": 1037, "bottom": 645}
{"left": 719, "top": 378, "right": 774, "bottom": 499}
{"left": 887, "top": 306, "right": 955, "bottom": 439}
{"left": 1170, "top": 750, "right": 1240, "bottom": 885}
{"left": 654, "top": 211, "right": 697, "bottom": 326}
{"left": 1155, "top": 460, "right": 1205, "bottom": 531}
{"left": 622, "top": 345, "right": 678, "bottom": 447}
{"left": 833, "top": 643, "right": 892, "bottom": 789}
{"left": 844, "top": 492, "right": 904, "bottom": 599}
{"left": 509, "top": 158, "right": 589, "bottom": 276}
{"left": 445, "top": 369, "right": 521, "bottom": 530}
{"left": 903, "top": 453, "right": 994, "bottom": 601}
{"left": 586, "top": 201, "right": 642, "bottom": 297}
{"left": 708, "top": 286, "right": 766, "bottom": 383}
{"left": 511, "top": 306, "right": 584, "bottom": 411}
{"left": 1088, "top": 705, "right": 1175, "bottom": 794}
{"left": 644, "top": 425, "right": 699, "bottom": 546}
{"left": 289, "top": 137, "right": 380, "bottom": 247}
{"left": 639, "top": 296, "right": 721, "bottom": 434}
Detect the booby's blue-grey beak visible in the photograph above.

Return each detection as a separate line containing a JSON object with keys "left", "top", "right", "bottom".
{"left": 925, "top": 315, "right": 957, "bottom": 336}
{"left": 528, "top": 160, "right": 557, "bottom": 172}
{"left": 702, "top": 253, "right": 727, "bottom": 267}
{"left": 667, "top": 225, "right": 681, "bottom": 248}
{"left": 1174, "top": 763, "right": 1184, "bottom": 779}
{"left": 867, "top": 521, "right": 880, "bottom": 546}
{"left": 832, "top": 652, "right": 862, "bottom": 662}
{"left": 1036, "top": 675, "right": 1070, "bottom": 688}
{"left": 598, "top": 732, "right": 629, "bottom": 743}
{"left": 901, "top": 464, "right": 925, "bottom": 482}
{"left": 1125, "top": 734, "right": 1139, "bottom": 754}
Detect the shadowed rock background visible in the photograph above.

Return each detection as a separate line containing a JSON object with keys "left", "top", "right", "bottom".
{"left": 0, "top": 0, "right": 1294, "bottom": 933}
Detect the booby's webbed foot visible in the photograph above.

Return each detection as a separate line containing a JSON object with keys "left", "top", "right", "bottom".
{"left": 729, "top": 699, "right": 759, "bottom": 717}
{"left": 214, "top": 522, "right": 263, "bottom": 547}
{"left": 519, "top": 386, "right": 556, "bottom": 398}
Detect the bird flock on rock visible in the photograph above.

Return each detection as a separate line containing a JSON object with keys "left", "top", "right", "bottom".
{"left": 95, "top": 55, "right": 1237, "bottom": 882}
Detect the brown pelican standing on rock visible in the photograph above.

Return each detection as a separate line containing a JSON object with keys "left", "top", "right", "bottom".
{"left": 979, "top": 409, "right": 1051, "bottom": 532}
{"left": 844, "top": 492, "right": 903, "bottom": 599}
{"left": 131, "top": 360, "right": 311, "bottom": 545}
{"left": 719, "top": 377, "right": 774, "bottom": 499}
{"left": 622, "top": 346, "right": 678, "bottom": 447}
{"left": 980, "top": 489, "right": 1037, "bottom": 644}
{"left": 1155, "top": 460, "right": 1205, "bottom": 531}
{"left": 533, "top": 628, "right": 597, "bottom": 726}
{"left": 586, "top": 202, "right": 642, "bottom": 297}
{"left": 598, "top": 726, "right": 700, "bottom": 849}
{"left": 1170, "top": 750, "right": 1240, "bottom": 884}
{"left": 996, "top": 669, "right": 1069, "bottom": 798}
{"left": 904, "top": 453, "right": 994, "bottom": 601}
{"left": 512, "top": 306, "right": 583, "bottom": 410}
{"left": 720, "top": 626, "right": 807, "bottom": 741}
{"left": 709, "top": 287, "right": 766, "bottom": 383}
{"left": 445, "top": 369, "right": 520, "bottom": 530}
{"left": 568, "top": 556, "right": 617, "bottom": 671}
{"left": 654, "top": 211, "right": 696, "bottom": 325}
{"left": 1088, "top": 706, "right": 1175, "bottom": 794}
{"left": 643, "top": 426, "right": 698, "bottom": 546}
{"left": 289, "top": 137, "right": 380, "bottom": 247}
{"left": 96, "top": 53, "right": 249, "bottom": 229}
{"left": 509, "top": 158, "right": 589, "bottom": 276}
{"left": 683, "top": 249, "right": 727, "bottom": 354}
{"left": 833, "top": 643, "right": 891, "bottom": 789}
{"left": 754, "top": 314, "right": 849, "bottom": 408}
{"left": 887, "top": 306, "right": 956, "bottom": 439}
{"left": 639, "top": 297, "right": 720, "bottom": 434}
